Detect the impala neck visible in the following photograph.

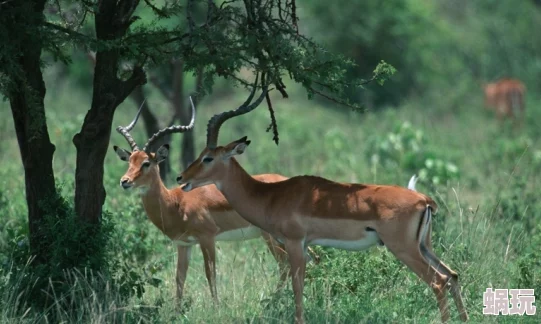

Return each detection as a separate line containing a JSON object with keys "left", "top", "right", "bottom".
{"left": 140, "top": 167, "right": 175, "bottom": 233}
{"left": 218, "top": 158, "right": 269, "bottom": 230}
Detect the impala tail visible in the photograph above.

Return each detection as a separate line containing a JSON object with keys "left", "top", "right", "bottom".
{"left": 408, "top": 174, "right": 438, "bottom": 214}
{"left": 417, "top": 204, "right": 433, "bottom": 243}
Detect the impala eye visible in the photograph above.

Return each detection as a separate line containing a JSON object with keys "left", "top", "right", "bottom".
{"left": 202, "top": 157, "right": 214, "bottom": 163}
{"left": 142, "top": 161, "right": 151, "bottom": 168}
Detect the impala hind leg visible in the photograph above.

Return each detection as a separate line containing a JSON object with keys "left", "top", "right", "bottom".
{"left": 176, "top": 246, "right": 192, "bottom": 307}
{"left": 199, "top": 237, "right": 218, "bottom": 301}
{"left": 420, "top": 244, "right": 469, "bottom": 322}
{"left": 284, "top": 239, "right": 307, "bottom": 324}
{"left": 262, "top": 233, "right": 291, "bottom": 289}
{"left": 420, "top": 230, "right": 469, "bottom": 321}
{"left": 383, "top": 239, "right": 452, "bottom": 322}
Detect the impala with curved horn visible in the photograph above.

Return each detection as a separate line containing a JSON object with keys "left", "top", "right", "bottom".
{"left": 112, "top": 97, "right": 318, "bottom": 306}
{"left": 177, "top": 75, "right": 469, "bottom": 323}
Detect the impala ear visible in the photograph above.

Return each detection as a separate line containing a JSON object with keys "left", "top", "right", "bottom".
{"left": 114, "top": 146, "right": 131, "bottom": 162}
{"left": 224, "top": 137, "right": 250, "bottom": 158}
{"left": 155, "top": 144, "right": 170, "bottom": 163}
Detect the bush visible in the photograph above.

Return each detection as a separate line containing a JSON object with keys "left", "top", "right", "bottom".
{"left": 0, "top": 186, "right": 161, "bottom": 321}
{"left": 366, "top": 119, "right": 459, "bottom": 188}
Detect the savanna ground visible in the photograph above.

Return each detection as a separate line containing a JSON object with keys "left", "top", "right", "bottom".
{"left": 1, "top": 66, "right": 540, "bottom": 323}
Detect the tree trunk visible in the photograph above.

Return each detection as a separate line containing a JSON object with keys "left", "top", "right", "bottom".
{"left": 5, "top": 0, "right": 56, "bottom": 264}
{"left": 72, "top": 0, "right": 146, "bottom": 224}
{"left": 129, "top": 86, "right": 171, "bottom": 180}
{"left": 73, "top": 55, "right": 145, "bottom": 223}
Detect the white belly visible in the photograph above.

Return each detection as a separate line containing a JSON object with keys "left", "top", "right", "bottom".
{"left": 309, "top": 231, "right": 380, "bottom": 251}
{"left": 215, "top": 227, "right": 262, "bottom": 241}
{"left": 173, "top": 227, "right": 262, "bottom": 246}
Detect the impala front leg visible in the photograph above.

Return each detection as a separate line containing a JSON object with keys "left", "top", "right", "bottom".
{"left": 285, "top": 239, "right": 307, "bottom": 324}
{"left": 176, "top": 246, "right": 192, "bottom": 306}
{"left": 199, "top": 236, "right": 218, "bottom": 301}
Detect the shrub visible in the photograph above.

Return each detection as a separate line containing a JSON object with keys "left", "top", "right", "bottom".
{"left": 0, "top": 186, "right": 161, "bottom": 321}
{"left": 366, "top": 120, "right": 459, "bottom": 188}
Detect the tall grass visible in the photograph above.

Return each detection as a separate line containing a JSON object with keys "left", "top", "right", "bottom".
{"left": 0, "top": 68, "right": 540, "bottom": 323}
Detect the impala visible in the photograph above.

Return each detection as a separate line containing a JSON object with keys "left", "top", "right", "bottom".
{"left": 112, "top": 98, "right": 316, "bottom": 306}
{"left": 177, "top": 76, "right": 469, "bottom": 323}
{"left": 483, "top": 78, "right": 526, "bottom": 126}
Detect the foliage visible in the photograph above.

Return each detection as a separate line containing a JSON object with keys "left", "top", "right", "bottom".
{"left": 305, "top": 0, "right": 453, "bottom": 107}
{"left": 36, "top": 0, "right": 394, "bottom": 114}
{"left": 366, "top": 119, "right": 459, "bottom": 188}
{"left": 0, "top": 189, "right": 109, "bottom": 311}
{"left": 493, "top": 174, "right": 541, "bottom": 235}
{"left": 0, "top": 186, "right": 160, "bottom": 318}
{"left": 516, "top": 224, "right": 541, "bottom": 301}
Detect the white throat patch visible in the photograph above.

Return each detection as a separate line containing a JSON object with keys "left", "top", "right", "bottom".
{"left": 137, "top": 186, "right": 150, "bottom": 195}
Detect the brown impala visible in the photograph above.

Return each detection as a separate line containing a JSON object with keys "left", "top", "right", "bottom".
{"left": 177, "top": 75, "right": 469, "bottom": 323}
{"left": 112, "top": 98, "right": 317, "bottom": 306}
{"left": 483, "top": 78, "right": 526, "bottom": 126}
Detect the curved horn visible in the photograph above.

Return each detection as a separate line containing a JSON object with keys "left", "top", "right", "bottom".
{"left": 141, "top": 96, "right": 196, "bottom": 153}
{"left": 116, "top": 99, "right": 145, "bottom": 151}
{"left": 206, "top": 73, "right": 269, "bottom": 148}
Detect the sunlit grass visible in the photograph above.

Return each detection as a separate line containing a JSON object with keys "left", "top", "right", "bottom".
{"left": 0, "top": 68, "right": 540, "bottom": 323}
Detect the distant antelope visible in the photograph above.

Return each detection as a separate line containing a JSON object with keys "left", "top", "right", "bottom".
{"left": 483, "top": 78, "right": 526, "bottom": 126}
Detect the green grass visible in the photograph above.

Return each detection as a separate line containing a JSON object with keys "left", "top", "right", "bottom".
{"left": 0, "top": 68, "right": 540, "bottom": 323}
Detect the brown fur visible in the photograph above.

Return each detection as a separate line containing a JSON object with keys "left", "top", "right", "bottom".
{"left": 178, "top": 137, "right": 469, "bottom": 323}
{"left": 484, "top": 78, "right": 526, "bottom": 126}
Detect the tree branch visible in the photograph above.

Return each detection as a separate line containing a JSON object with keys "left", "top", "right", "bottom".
{"left": 143, "top": 0, "right": 169, "bottom": 17}
{"left": 310, "top": 87, "right": 365, "bottom": 112}
{"left": 187, "top": 0, "right": 196, "bottom": 34}
{"left": 42, "top": 21, "right": 91, "bottom": 42}
{"left": 265, "top": 91, "right": 279, "bottom": 145}
{"left": 119, "top": 65, "right": 147, "bottom": 104}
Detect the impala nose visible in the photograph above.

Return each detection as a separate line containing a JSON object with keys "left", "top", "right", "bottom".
{"left": 120, "top": 178, "right": 131, "bottom": 189}
{"left": 176, "top": 175, "right": 183, "bottom": 183}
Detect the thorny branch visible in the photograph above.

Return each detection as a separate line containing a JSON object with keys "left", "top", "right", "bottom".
{"left": 310, "top": 88, "right": 364, "bottom": 112}
{"left": 45, "top": 0, "right": 372, "bottom": 146}
{"left": 143, "top": 0, "right": 169, "bottom": 17}
{"left": 265, "top": 91, "right": 279, "bottom": 144}
{"left": 289, "top": 0, "right": 298, "bottom": 34}
{"left": 43, "top": 21, "right": 92, "bottom": 43}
